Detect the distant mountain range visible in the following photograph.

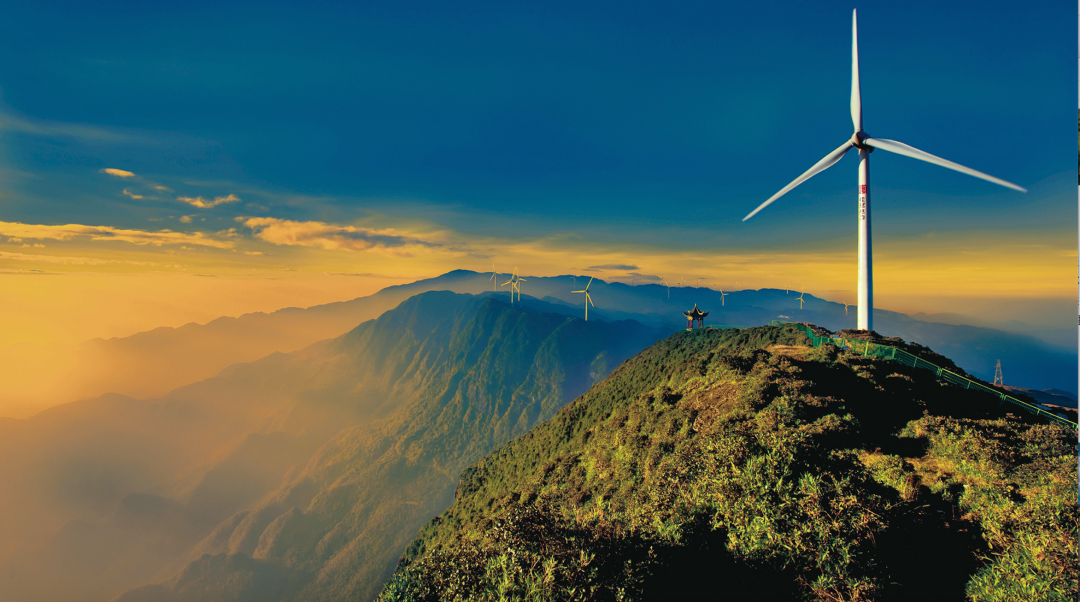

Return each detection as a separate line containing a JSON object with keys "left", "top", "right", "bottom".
{"left": 0, "top": 292, "right": 665, "bottom": 602}
{"left": 28, "top": 270, "right": 1075, "bottom": 405}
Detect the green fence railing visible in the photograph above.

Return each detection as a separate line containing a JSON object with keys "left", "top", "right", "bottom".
{"left": 770, "top": 320, "right": 1078, "bottom": 429}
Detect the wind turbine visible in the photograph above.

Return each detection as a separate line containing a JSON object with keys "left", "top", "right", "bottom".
{"left": 719, "top": 288, "right": 728, "bottom": 306}
{"left": 501, "top": 267, "right": 525, "bottom": 303}
{"left": 661, "top": 277, "right": 670, "bottom": 298}
{"left": 489, "top": 261, "right": 498, "bottom": 292}
{"left": 843, "top": 302, "right": 851, "bottom": 315}
{"left": 500, "top": 268, "right": 516, "bottom": 302}
{"left": 796, "top": 291, "right": 806, "bottom": 310}
{"left": 743, "top": 9, "right": 1025, "bottom": 332}
{"left": 514, "top": 271, "right": 526, "bottom": 302}
{"left": 572, "top": 277, "right": 595, "bottom": 321}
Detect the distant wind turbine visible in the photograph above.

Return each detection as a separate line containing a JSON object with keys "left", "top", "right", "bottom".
{"left": 796, "top": 291, "right": 806, "bottom": 310}
{"left": 489, "top": 261, "right": 498, "bottom": 292}
{"left": 843, "top": 302, "right": 851, "bottom": 315}
{"left": 515, "top": 272, "right": 526, "bottom": 302}
{"left": 743, "top": 9, "right": 1025, "bottom": 332}
{"left": 719, "top": 288, "right": 728, "bottom": 306}
{"left": 501, "top": 267, "right": 525, "bottom": 303}
{"left": 572, "top": 277, "right": 595, "bottom": 321}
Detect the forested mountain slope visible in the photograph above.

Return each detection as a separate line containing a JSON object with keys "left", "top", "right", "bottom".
{"left": 383, "top": 325, "right": 1078, "bottom": 602}
{"left": 111, "top": 292, "right": 665, "bottom": 602}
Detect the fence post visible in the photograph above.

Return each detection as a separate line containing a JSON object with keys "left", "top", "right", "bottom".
{"left": 912, "top": 356, "right": 918, "bottom": 369}
{"left": 891, "top": 347, "right": 896, "bottom": 360}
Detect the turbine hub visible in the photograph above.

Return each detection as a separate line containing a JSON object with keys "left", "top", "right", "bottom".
{"left": 850, "top": 130, "right": 873, "bottom": 151}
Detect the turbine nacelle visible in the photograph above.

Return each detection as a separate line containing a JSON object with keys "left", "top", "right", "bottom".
{"left": 850, "top": 131, "right": 872, "bottom": 151}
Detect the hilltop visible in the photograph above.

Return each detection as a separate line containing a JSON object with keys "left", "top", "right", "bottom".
{"left": 382, "top": 325, "right": 1078, "bottom": 602}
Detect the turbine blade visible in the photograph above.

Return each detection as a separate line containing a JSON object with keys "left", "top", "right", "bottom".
{"left": 851, "top": 9, "right": 862, "bottom": 131}
{"left": 864, "top": 137, "right": 1027, "bottom": 192}
{"left": 743, "top": 141, "right": 854, "bottom": 221}
{"left": 586, "top": 277, "right": 594, "bottom": 290}
{"left": 572, "top": 289, "right": 585, "bottom": 293}
{"left": 587, "top": 293, "right": 594, "bottom": 307}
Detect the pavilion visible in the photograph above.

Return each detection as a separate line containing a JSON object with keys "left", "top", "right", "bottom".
{"left": 683, "top": 304, "right": 709, "bottom": 330}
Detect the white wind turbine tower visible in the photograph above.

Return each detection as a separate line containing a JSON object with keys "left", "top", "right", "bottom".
{"left": 489, "top": 261, "right": 498, "bottom": 292}
{"left": 743, "top": 9, "right": 1025, "bottom": 332}
{"left": 719, "top": 288, "right": 728, "bottom": 306}
{"left": 796, "top": 291, "right": 806, "bottom": 310}
{"left": 572, "top": 277, "right": 596, "bottom": 321}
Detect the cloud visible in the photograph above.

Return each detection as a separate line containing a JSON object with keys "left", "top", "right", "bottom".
{"left": 585, "top": 264, "right": 639, "bottom": 271}
{"left": 324, "top": 272, "right": 407, "bottom": 278}
{"left": 627, "top": 272, "right": 662, "bottom": 282}
{"left": 0, "top": 267, "right": 60, "bottom": 275}
{"left": 241, "top": 217, "right": 440, "bottom": 256}
{"left": 153, "top": 185, "right": 171, "bottom": 191}
{"left": 179, "top": 215, "right": 193, "bottom": 224}
{"left": 0, "top": 221, "right": 233, "bottom": 249}
{"left": 101, "top": 168, "right": 136, "bottom": 178}
{"left": 177, "top": 194, "right": 240, "bottom": 208}
{"left": 0, "top": 113, "right": 132, "bottom": 142}
{"left": 122, "top": 188, "right": 147, "bottom": 200}
{"left": 244, "top": 251, "right": 266, "bottom": 256}
{"left": 0, "top": 251, "right": 156, "bottom": 266}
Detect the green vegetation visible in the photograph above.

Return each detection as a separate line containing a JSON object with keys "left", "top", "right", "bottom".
{"left": 381, "top": 325, "right": 1078, "bottom": 601}
{"left": 116, "top": 292, "right": 667, "bottom": 602}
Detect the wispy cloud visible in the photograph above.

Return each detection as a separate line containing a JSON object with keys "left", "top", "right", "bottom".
{"left": 241, "top": 217, "right": 440, "bottom": 256}
{"left": 324, "top": 271, "right": 408, "bottom": 278}
{"left": 0, "top": 250, "right": 156, "bottom": 266}
{"left": 122, "top": 188, "right": 151, "bottom": 200}
{"left": 0, "top": 113, "right": 133, "bottom": 142}
{"left": 585, "top": 264, "right": 639, "bottom": 271}
{"left": 627, "top": 272, "right": 662, "bottom": 282}
{"left": 101, "top": 168, "right": 136, "bottom": 178}
{"left": 177, "top": 194, "right": 241, "bottom": 209}
{"left": 0, "top": 267, "right": 60, "bottom": 275}
{"left": 0, "top": 221, "right": 233, "bottom": 249}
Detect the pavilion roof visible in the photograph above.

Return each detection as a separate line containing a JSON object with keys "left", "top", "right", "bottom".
{"left": 682, "top": 304, "right": 709, "bottom": 319}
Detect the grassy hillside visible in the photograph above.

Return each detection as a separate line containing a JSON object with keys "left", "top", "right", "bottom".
{"left": 382, "top": 325, "right": 1078, "bottom": 602}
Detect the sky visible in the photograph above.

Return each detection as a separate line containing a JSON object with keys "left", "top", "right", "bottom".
{"left": 0, "top": 0, "right": 1075, "bottom": 350}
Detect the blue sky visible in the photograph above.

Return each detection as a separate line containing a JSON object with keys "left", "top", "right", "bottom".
{"left": 0, "top": 0, "right": 1075, "bottom": 346}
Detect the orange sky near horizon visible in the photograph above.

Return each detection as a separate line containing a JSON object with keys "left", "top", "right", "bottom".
{"left": 0, "top": 219, "right": 1074, "bottom": 350}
